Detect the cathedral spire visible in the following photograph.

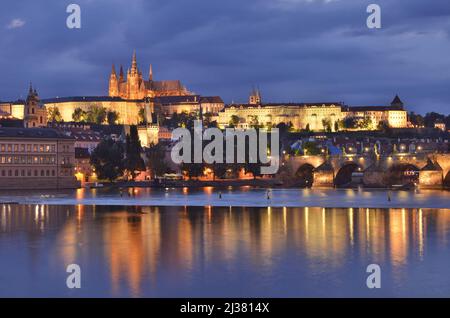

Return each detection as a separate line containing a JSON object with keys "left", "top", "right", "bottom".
{"left": 131, "top": 50, "right": 137, "bottom": 73}
{"left": 119, "top": 65, "right": 124, "bottom": 82}
{"left": 149, "top": 64, "right": 153, "bottom": 81}
{"left": 29, "top": 82, "right": 33, "bottom": 94}
{"left": 111, "top": 64, "right": 117, "bottom": 76}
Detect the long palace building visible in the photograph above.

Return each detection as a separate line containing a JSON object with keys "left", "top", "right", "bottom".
{"left": 214, "top": 90, "right": 407, "bottom": 130}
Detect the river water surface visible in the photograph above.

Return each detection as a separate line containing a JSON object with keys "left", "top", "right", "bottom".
{"left": 0, "top": 188, "right": 449, "bottom": 297}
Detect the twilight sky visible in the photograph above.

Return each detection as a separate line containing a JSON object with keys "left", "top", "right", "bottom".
{"left": 0, "top": 0, "right": 449, "bottom": 114}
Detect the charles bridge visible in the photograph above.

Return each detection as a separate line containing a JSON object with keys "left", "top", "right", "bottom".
{"left": 284, "top": 152, "right": 450, "bottom": 189}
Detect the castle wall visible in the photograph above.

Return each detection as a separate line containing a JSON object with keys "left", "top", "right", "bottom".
{"left": 43, "top": 100, "right": 143, "bottom": 125}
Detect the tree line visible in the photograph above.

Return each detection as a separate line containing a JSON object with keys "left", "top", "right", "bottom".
{"left": 90, "top": 125, "right": 169, "bottom": 182}
{"left": 47, "top": 105, "right": 120, "bottom": 125}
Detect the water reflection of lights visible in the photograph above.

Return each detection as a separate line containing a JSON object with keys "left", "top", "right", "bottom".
{"left": 2, "top": 205, "right": 448, "bottom": 297}
{"left": 203, "top": 187, "right": 213, "bottom": 195}
{"left": 418, "top": 209, "right": 424, "bottom": 259}
{"left": 76, "top": 188, "right": 84, "bottom": 200}
{"left": 349, "top": 208, "right": 354, "bottom": 245}
{"left": 322, "top": 208, "right": 326, "bottom": 234}
{"left": 366, "top": 208, "right": 370, "bottom": 238}
{"left": 345, "top": 189, "right": 355, "bottom": 197}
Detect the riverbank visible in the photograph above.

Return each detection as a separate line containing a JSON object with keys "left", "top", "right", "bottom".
{"left": 104, "top": 178, "right": 282, "bottom": 189}
{"left": 84, "top": 179, "right": 449, "bottom": 191}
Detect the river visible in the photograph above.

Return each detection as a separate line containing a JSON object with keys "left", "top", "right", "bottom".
{"left": 0, "top": 188, "right": 449, "bottom": 297}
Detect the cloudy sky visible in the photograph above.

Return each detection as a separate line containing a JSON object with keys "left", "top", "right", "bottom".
{"left": 0, "top": 0, "right": 449, "bottom": 113}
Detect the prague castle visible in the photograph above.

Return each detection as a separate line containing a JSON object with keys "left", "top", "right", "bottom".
{"left": 0, "top": 52, "right": 224, "bottom": 126}
{"left": 0, "top": 51, "right": 407, "bottom": 132}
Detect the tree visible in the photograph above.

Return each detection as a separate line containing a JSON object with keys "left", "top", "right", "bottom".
{"left": 181, "top": 162, "right": 204, "bottom": 180}
{"left": 409, "top": 112, "right": 424, "bottom": 128}
{"left": 208, "top": 120, "right": 218, "bottom": 128}
{"left": 304, "top": 123, "right": 311, "bottom": 132}
{"left": 47, "top": 106, "right": 63, "bottom": 123}
{"left": 358, "top": 117, "right": 373, "bottom": 130}
{"left": 276, "top": 122, "right": 291, "bottom": 137}
{"left": 90, "top": 138, "right": 124, "bottom": 182}
{"left": 146, "top": 143, "right": 170, "bottom": 178}
{"left": 124, "top": 125, "right": 146, "bottom": 180}
{"left": 343, "top": 117, "right": 358, "bottom": 129}
{"left": 86, "top": 105, "right": 107, "bottom": 124}
{"left": 248, "top": 115, "right": 259, "bottom": 128}
{"left": 107, "top": 110, "right": 119, "bottom": 125}
{"left": 302, "top": 141, "right": 321, "bottom": 156}
{"left": 229, "top": 115, "right": 240, "bottom": 127}
{"left": 244, "top": 162, "right": 261, "bottom": 180}
{"left": 334, "top": 121, "right": 339, "bottom": 132}
{"left": 203, "top": 112, "right": 213, "bottom": 127}
{"left": 72, "top": 107, "right": 87, "bottom": 122}
{"left": 322, "top": 118, "right": 332, "bottom": 132}
{"left": 377, "top": 120, "right": 391, "bottom": 134}
{"left": 210, "top": 163, "right": 228, "bottom": 180}
{"left": 163, "top": 111, "right": 197, "bottom": 129}
{"left": 138, "top": 108, "right": 147, "bottom": 124}
{"left": 424, "top": 112, "right": 445, "bottom": 128}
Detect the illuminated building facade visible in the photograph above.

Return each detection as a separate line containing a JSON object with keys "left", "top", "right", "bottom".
{"left": 0, "top": 127, "right": 80, "bottom": 189}
{"left": 109, "top": 51, "right": 192, "bottom": 99}
{"left": 216, "top": 93, "right": 408, "bottom": 131}
{"left": 343, "top": 96, "right": 408, "bottom": 129}
{"left": 216, "top": 102, "right": 343, "bottom": 131}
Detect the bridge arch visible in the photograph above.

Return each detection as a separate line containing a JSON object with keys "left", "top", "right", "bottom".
{"left": 335, "top": 162, "right": 363, "bottom": 187}
{"left": 385, "top": 163, "right": 420, "bottom": 186}
{"left": 295, "top": 163, "right": 315, "bottom": 188}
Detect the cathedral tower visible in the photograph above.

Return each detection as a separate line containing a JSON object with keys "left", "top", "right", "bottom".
{"left": 109, "top": 64, "right": 119, "bottom": 97}
{"left": 126, "top": 50, "right": 144, "bottom": 99}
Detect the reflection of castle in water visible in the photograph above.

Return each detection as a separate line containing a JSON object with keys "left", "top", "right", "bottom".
{"left": 1, "top": 204, "right": 449, "bottom": 296}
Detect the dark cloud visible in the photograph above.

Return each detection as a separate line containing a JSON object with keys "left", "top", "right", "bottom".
{"left": 0, "top": 0, "right": 449, "bottom": 113}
